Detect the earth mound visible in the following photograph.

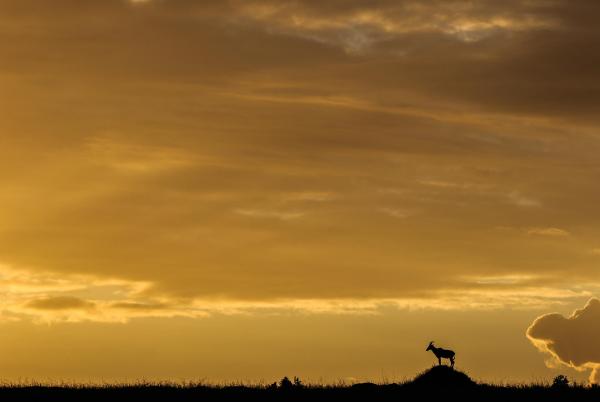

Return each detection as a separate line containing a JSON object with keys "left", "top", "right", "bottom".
{"left": 410, "top": 365, "right": 476, "bottom": 389}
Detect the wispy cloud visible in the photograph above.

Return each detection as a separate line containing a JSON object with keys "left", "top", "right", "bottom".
{"left": 464, "top": 274, "right": 538, "bottom": 286}
{"left": 234, "top": 208, "right": 305, "bottom": 220}
{"left": 379, "top": 207, "right": 414, "bottom": 219}
{"left": 0, "top": 264, "right": 197, "bottom": 323}
{"left": 282, "top": 191, "right": 337, "bottom": 202}
{"left": 508, "top": 192, "right": 541, "bottom": 208}
{"left": 418, "top": 180, "right": 471, "bottom": 189}
{"left": 85, "top": 135, "right": 198, "bottom": 174}
{"left": 527, "top": 227, "right": 571, "bottom": 237}
{"left": 236, "top": 1, "right": 557, "bottom": 52}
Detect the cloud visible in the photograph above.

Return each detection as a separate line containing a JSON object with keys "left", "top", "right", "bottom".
{"left": 0, "top": 261, "right": 592, "bottom": 324}
{"left": 465, "top": 274, "right": 537, "bottom": 286}
{"left": 85, "top": 135, "right": 198, "bottom": 174}
{"left": 110, "top": 302, "right": 170, "bottom": 311}
{"left": 508, "top": 192, "right": 541, "bottom": 208}
{"left": 235, "top": 0, "right": 557, "bottom": 52}
{"left": 379, "top": 207, "right": 414, "bottom": 219}
{"left": 527, "top": 227, "right": 571, "bottom": 237}
{"left": 26, "top": 296, "right": 96, "bottom": 311}
{"left": 0, "top": 264, "right": 204, "bottom": 323}
{"left": 282, "top": 191, "right": 336, "bottom": 202}
{"left": 527, "top": 298, "right": 600, "bottom": 383}
{"left": 234, "top": 208, "right": 305, "bottom": 220}
{"left": 418, "top": 180, "right": 470, "bottom": 189}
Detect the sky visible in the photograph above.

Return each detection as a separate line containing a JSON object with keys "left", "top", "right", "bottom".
{"left": 0, "top": 0, "right": 600, "bottom": 384}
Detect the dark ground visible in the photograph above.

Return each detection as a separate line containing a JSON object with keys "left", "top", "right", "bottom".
{"left": 0, "top": 366, "right": 596, "bottom": 401}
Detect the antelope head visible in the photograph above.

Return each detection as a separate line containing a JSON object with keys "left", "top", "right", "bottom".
{"left": 426, "top": 341, "right": 434, "bottom": 351}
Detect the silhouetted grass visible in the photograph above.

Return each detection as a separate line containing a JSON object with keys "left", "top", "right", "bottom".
{"left": 0, "top": 367, "right": 597, "bottom": 401}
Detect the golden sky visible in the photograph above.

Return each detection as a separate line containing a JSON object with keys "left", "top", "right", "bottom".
{"left": 1, "top": 0, "right": 600, "bottom": 383}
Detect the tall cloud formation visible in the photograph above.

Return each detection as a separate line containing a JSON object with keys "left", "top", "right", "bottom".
{"left": 527, "top": 298, "right": 600, "bottom": 383}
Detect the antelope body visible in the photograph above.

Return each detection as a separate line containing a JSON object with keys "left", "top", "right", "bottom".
{"left": 426, "top": 341, "right": 455, "bottom": 367}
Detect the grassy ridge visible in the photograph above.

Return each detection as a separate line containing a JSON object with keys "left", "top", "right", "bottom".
{"left": 0, "top": 367, "right": 595, "bottom": 401}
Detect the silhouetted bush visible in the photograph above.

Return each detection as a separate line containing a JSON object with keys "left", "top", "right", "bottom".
{"left": 278, "top": 376, "right": 293, "bottom": 390}
{"left": 552, "top": 374, "right": 569, "bottom": 388}
{"left": 275, "top": 376, "right": 304, "bottom": 390}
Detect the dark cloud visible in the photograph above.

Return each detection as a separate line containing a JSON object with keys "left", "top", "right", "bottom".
{"left": 26, "top": 296, "right": 96, "bottom": 311}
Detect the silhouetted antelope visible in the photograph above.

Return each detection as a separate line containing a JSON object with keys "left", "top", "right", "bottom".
{"left": 426, "top": 341, "right": 455, "bottom": 367}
